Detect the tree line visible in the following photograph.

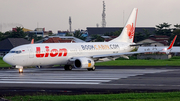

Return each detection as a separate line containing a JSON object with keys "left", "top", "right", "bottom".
{"left": 92, "top": 22, "right": 180, "bottom": 46}
{"left": 0, "top": 27, "right": 43, "bottom": 42}
{"left": 136, "top": 22, "right": 180, "bottom": 46}
{"left": 1, "top": 23, "right": 180, "bottom": 46}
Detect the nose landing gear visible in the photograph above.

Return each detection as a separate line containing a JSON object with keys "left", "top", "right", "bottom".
{"left": 19, "top": 68, "right": 23, "bottom": 73}
{"left": 15, "top": 65, "right": 24, "bottom": 73}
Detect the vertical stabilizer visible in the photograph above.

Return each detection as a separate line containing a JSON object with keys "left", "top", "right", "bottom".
{"left": 167, "top": 35, "right": 177, "bottom": 50}
{"left": 31, "top": 39, "right": 34, "bottom": 44}
{"left": 110, "top": 8, "right": 138, "bottom": 43}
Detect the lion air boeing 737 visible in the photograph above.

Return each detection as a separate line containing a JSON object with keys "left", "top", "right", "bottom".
{"left": 3, "top": 8, "right": 172, "bottom": 73}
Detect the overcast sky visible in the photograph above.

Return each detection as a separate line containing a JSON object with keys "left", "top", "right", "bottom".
{"left": 0, "top": 0, "right": 180, "bottom": 33}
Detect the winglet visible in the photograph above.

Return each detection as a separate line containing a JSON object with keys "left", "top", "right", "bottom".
{"left": 31, "top": 39, "right": 34, "bottom": 44}
{"left": 167, "top": 35, "right": 177, "bottom": 50}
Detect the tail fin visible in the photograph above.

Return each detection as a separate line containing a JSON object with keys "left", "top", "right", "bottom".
{"left": 110, "top": 8, "right": 138, "bottom": 43}
{"left": 31, "top": 39, "right": 34, "bottom": 44}
{"left": 162, "top": 35, "right": 177, "bottom": 53}
{"left": 167, "top": 35, "right": 177, "bottom": 50}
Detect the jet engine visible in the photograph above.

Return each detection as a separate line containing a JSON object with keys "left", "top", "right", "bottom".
{"left": 74, "top": 57, "right": 95, "bottom": 68}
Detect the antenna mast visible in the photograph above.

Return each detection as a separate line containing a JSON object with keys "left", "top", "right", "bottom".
{"left": 69, "top": 16, "right": 72, "bottom": 33}
{"left": 69, "top": 16, "right": 73, "bottom": 36}
{"left": 102, "top": 1, "right": 106, "bottom": 27}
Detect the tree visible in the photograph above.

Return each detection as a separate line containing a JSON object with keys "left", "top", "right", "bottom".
{"left": 155, "top": 22, "right": 172, "bottom": 36}
{"left": 169, "top": 29, "right": 180, "bottom": 46}
{"left": 74, "top": 31, "right": 86, "bottom": 40}
{"left": 168, "top": 24, "right": 180, "bottom": 46}
{"left": 143, "top": 29, "right": 152, "bottom": 38}
{"left": 104, "top": 29, "right": 122, "bottom": 36}
{"left": 133, "top": 29, "right": 152, "bottom": 42}
{"left": 174, "top": 24, "right": 180, "bottom": 29}
{"left": 9, "top": 27, "right": 27, "bottom": 38}
{"left": 65, "top": 32, "right": 72, "bottom": 36}
{"left": 27, "top": 33, "right": 43, "bottom": 42}
{"left": 48, "top": 32, "right": 53, "bottom": 36}
{"left": 36, "top": 36, "right": 43, "bottom": 42}
{"left": 0, "top": 32, "right": 3, "bottom": 41}
{"left": 134, "top": 32, "right": 145, "bottom": 42}
{"left": 91, "top": 34, "right": 104, "bottom": 42}
{"left": 0, "top": 31, "right": 11, "bottom": 41}
{"left": 66, "top": 30, "right": 86, "bottom": 41}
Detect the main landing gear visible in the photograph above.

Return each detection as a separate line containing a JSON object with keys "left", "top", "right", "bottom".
{"left": 87, "top": 66, "right": 95, "bottom": 71}
{"left": 64, "top": 65, "right": 96, "bottom": 71}
{"left": 64, "top": 65, "right": 72, "bottom": 70}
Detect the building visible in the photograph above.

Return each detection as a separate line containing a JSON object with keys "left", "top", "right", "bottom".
{"left": 36, "top": 36, "right": 85, "bottom": 43}
{"left": 57, "top": 31, "right": 69, "bottom": 36}
{"left": 43, "top": 37, "right": 75, "bottom": 43}
{"left": 22, "top": 28, "right": 33, "bottom": 32}
{"left": 0, "top": 38, "right": 30, "bottom": 57}
{"left": 26, "top": 28, "right": 52, "bottom": 37}
{"left": 87, "top": 27, "right": 155, "bottom": 36}
{"left": 101, "top": 36, "right": 118, "bottom": 42}
{"left": 137, "top": 35, "right": 169, "bottom": 46}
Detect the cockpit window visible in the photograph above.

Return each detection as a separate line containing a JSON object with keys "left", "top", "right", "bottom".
{"left": 9, "top": 50, "right": 22, "bottom": 54}
{"left": 10, "top": 51, "right": 16, "bottom": 53}
{"left": 16, "top": 51, "right": 21, "bottom": 54}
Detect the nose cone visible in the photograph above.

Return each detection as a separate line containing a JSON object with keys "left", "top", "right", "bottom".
{"left": 3, "top": 54, "right": 13, "bottom": 65}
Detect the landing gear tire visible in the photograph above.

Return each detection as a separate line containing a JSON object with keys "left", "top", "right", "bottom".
{"left": 19, "top": 68, "right": 23, "bottom": 73}
{"left": 87, "top": 66, "right": 95, "bottom": 71}
{"left": 64, "top": 65, "right": 72, "bottom": 71}
{"left": 36, "top": 66, "right": 42, "bottom": 69}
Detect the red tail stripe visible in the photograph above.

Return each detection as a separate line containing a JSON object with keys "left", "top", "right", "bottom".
{"left": 167, "top": 35, "right": 177, "bottom": 50}
{"left": 132, "top": 9, "right": 138, "bottom": 43}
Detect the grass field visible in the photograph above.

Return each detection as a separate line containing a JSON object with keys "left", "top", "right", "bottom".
{"left": 95, "top": 56, "right": 180, "bottom": 66}
{"left": 0, "top": 57, "right": 11, "bottom": 67}
{"left": 5, "top": 92, "right": 180, "bottom": 101}
{"left": 95, "top": 59, "right": 180, "bottom": 66}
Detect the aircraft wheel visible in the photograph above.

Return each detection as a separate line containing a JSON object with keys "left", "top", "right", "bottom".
{"left": 36, "top": 66, "right": 42, "bottom": 69}
{"left": 64, "top": 65, "right": 72, "bottom": 70}
{"left": 87, "top": 66, "right": 95, "bottom": 71}
{"left": 92, "top": 66, "right": 95, "bottom": 71}
{"left": 19, "top": 68, "right": 23, "bottom": 73}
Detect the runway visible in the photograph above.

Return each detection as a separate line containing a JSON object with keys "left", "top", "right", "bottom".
{"left": 0, "top": 67, "right": 180, "bottom": 95}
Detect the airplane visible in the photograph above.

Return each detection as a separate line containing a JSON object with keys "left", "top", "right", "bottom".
{"left": 137, "top": 35, "right": 177, "bottom": 54}
{"left": 3, "top": 8, "right": 168, "bottom": 73}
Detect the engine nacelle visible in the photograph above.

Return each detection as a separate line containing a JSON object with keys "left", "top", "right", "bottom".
{"left": 74, "top": 57, "right": 95, "bottom": 69}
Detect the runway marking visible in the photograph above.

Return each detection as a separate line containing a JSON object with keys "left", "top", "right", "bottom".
{"left": 0, "top": 81, "right": 100, "bottom": 84}
{"left": 0, "top": 69, "right": 174, "bottom": 85}
{"left": 0, "top": 77, "right": 119, "bottom": 80}
{"left": 101, "top": 84, "right": 180, "bottom": 87}
{"left": 0, "top": 79, "right": 111, "bottom": 82}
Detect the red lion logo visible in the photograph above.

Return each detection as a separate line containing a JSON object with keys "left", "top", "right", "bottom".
{"left": 126, "top": 23, "right": 135, "bottom": 39}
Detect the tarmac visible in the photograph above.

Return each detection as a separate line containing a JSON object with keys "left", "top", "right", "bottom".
{"left": 0, "top": 66, "right": 180, "bottom": 96}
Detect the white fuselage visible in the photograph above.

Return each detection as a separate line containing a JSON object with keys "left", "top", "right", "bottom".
{"left": 3, "top": 42, "right": 134, "bottom": 67}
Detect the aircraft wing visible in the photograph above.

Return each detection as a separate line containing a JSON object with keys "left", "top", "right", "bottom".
{"left": 92, "top": 50, "right": 158, "bottom": 59}
{"left": 92, "top": 35, "right": 177, "bottom": 59}
{"left": 130, "top": 42, "right": 159, "bottom": 46}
